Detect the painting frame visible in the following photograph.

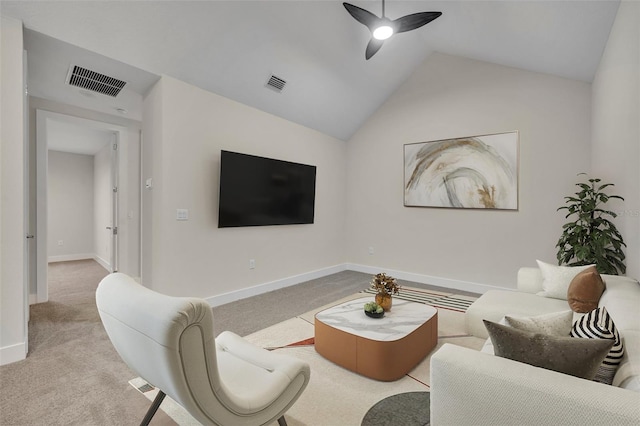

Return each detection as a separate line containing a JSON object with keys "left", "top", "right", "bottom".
{"left": 403, "top": 131, "right": 519, "bottom": 210}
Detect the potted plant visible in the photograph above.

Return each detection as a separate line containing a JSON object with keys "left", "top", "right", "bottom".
{"left": 556, "top": 174, "right": 626, "bottom": 275}
{"left": 370, "top": 272, "right": 400, "bottom": 311}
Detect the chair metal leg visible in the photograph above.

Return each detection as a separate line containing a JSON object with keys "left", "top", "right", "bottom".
{"left": 277, "top": 415, "right": 288, "bottom": 426}
{"left": 140, "top": 390, "right": 166, "bottom": 426}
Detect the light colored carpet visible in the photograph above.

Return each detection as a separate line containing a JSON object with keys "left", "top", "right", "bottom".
{"left": 131, "top": 289, "right": 485, "bottom": 425}
{"left": 0, "top": 260, "right": 177, "bottom": 426}
{"left": 1, "top": 261, "right": 480, "bottom": 426}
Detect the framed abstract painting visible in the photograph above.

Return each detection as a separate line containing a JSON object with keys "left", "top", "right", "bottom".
{"left": 404, "top": 131, "right": 519, "bottom": 210}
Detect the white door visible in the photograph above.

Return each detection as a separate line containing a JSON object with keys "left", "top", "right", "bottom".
{"left": 35, "top": 110, "right": 48, "bottom": 303}
{"left": 23, "top": 49, "right": 31, "bottom": 354}
{"left": 110, "top": 134, "right": 119, "bottom": 272}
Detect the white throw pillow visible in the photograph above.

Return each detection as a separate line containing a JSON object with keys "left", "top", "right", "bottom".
{"left": 536, "top": 260, "right": 594, "bottom": 300}
{"left": 505, "top": 310, "right": 574, "bottom": 336}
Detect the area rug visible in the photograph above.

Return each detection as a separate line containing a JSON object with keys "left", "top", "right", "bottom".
{"left": 130, "top": 287, "right": 484, "bottom": 425}
{"left": 360, "top": 287, "right": 475, "bottom": 312}
{"left": 361, "top": 392, "right": 430, "bottom": 426}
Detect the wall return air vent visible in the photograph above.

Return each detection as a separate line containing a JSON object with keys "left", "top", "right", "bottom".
{"left": 66, "top": 65, "right": 127, "bottom": 97}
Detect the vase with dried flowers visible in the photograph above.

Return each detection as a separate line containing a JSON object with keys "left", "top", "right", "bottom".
{"left": 370, "top": 272, "right": 400, "bottom": 312}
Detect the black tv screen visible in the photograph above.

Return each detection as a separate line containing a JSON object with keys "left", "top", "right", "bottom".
{"left": 218, "top": 150, "right": 316, "bottom": 228}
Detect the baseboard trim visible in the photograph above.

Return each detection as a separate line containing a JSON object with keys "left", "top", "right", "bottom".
{"left": 0, "top": 342, "right": 26, "bottom": 366}
{"left": 48, "top": 254, "right": 94, "bottom": 263}
{"left": 346, "top": 263, "right": 506, "bottom": 295}
{"left": 47, "top": 254, "right": 112, "bottom": 272}
{"left": 206, "top": 264, "right": 347, "bottom": 307}
{"left": 205, "top": 263, "right": 507, "bottom": 307}
{"left": 93, "top": 255, "right": 111, "bottom": 272}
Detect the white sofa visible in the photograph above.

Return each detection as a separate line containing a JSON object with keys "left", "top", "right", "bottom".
{"left": 430, "top": 267, "right": 640, "bottom": 425}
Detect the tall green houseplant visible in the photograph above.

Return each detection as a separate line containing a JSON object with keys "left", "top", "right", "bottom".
{"left": 556, "top": 174, "right": 626, "bottom": 275}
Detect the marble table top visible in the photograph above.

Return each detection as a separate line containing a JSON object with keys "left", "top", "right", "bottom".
{"left": 315, "top": 296, "right": 437, "bottom": 342}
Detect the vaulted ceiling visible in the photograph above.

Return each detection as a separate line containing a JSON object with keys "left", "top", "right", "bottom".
{"left": 1, "top": 1, "right": 620, "bottom": 141}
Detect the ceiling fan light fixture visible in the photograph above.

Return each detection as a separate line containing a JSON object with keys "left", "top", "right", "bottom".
{"left": 372, "top": 25, "right": 393, "bottom": 40}
{"left": 343, "top": 1, "right": 442, "bottom": 59}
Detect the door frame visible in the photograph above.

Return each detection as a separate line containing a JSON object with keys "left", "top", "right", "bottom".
{"left": 35, "top": 110, "right": 129, "bottom": 303}
{"left": 110, "top": 132, "right": 119, "bottom": 272}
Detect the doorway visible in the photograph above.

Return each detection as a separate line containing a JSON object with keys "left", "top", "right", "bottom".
{"left": 34, "top": 110, "right": 134, "bottom": 304}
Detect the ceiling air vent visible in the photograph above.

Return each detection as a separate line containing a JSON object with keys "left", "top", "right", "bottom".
{"left": 265, "top": 75, "right": 286, "bottom": 93}
{"left": 66, "top": 65, "right": 127, "bottom": 97}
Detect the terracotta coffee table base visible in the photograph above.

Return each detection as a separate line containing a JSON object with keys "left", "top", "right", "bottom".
{"left": 315, "top": 306, "right": 438, "bottom": 381}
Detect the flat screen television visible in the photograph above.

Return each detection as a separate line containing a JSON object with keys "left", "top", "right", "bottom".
{"left": 218, "top": 150, "right": 317, "bottom": 228}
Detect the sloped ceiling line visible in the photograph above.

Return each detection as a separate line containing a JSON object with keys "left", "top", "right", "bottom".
{"left": 1, "top": 1, "right": 620, "bottom": 140}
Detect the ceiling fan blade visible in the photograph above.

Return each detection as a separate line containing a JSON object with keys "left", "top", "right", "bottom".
{"left": 343, "top": 2, "right": 380, "bottom": 30}
{"left": 394, "top": 11, "right": 442, "bottom": 34}
{"left": 365, "top": 38, "right": 384, "bottom": 60}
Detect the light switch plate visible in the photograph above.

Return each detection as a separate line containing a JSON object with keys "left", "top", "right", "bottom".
{"left": 176, "top": 209, "right": 189, "bottom": 221}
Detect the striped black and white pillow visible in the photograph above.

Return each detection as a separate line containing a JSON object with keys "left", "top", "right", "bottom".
{"left": 571, "top": 307, "right": 624, "bottom": 385}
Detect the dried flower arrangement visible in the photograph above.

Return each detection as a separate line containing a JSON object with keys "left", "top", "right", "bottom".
{"left": 370, "top": 272, "right": 400, "bottom": 295}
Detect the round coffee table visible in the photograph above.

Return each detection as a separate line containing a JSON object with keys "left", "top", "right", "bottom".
{"left": 314, "top": 296, "right": 438, "bottom": 381}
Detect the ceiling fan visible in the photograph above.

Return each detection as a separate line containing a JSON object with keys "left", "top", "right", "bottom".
{"left": 343, "top": 0, "right": 442, "bottom": 60}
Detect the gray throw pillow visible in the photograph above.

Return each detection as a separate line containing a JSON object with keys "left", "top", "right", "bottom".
{"left": 483, "top": 320, "right": 613, "bottom": 380}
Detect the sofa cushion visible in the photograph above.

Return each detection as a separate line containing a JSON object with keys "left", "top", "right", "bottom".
{"left": 516, "top": 267, "right": 544, "bottom": 294}
{"left": 571, "top": 307, "right": 624, "bottom": 385}
{"left": 536, "top": 260, "right": 594, "bottom": 300}
{"left": 613, "top": 330, "right": 640, "bottom": 392}
{"left": 466, "top": 289, "right": 569, "bottom": 339}
{"left": 598, "top": 275, "right": 640, "bottom": 332}
{"left": 567, "top": 266, "right": 605, "bottom": 313}
{"left": 505, "top": 310, "right": 573, "bottom": 336}
{"left": 484, "top": 320, "right": 613, "bottom": 380}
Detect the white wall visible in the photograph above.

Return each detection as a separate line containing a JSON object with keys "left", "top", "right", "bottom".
{"left": 93, "top": 142, "right": 112, "bottom": 269}
{"left": 591, "top": 0, "right": 640, "bottom": 279}
{"left": 346, "top": 53, "right": 592, "bottom": 291}
{"left": 0, "top": 16, "right": 26, "bottom": 365}
{"left": 47, "top": 151, "right": 94, "bottom": 260}
{"left": 140, "top": 80, "right": 162, "bottom": 287}
{"left": 142, "top": 76, "right": 347, "bottom": 300}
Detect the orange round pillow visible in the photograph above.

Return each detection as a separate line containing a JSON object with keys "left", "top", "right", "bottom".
{"left": 567, "top": 266, "right": 605, "bottom": 313}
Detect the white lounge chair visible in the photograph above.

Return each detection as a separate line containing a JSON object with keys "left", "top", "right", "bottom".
{"left": 96, "top": 273, "right": 310, "bottom": 426}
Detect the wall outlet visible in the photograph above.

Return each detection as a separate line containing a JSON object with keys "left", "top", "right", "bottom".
{"left": 368, "top": 246, "right": 374, "bottom": 255}
{"left": 58, "top": 240, "right": 63, "bottom": 246}
{"left": 249, "top": 259, "right": 256, "bottom": 269}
